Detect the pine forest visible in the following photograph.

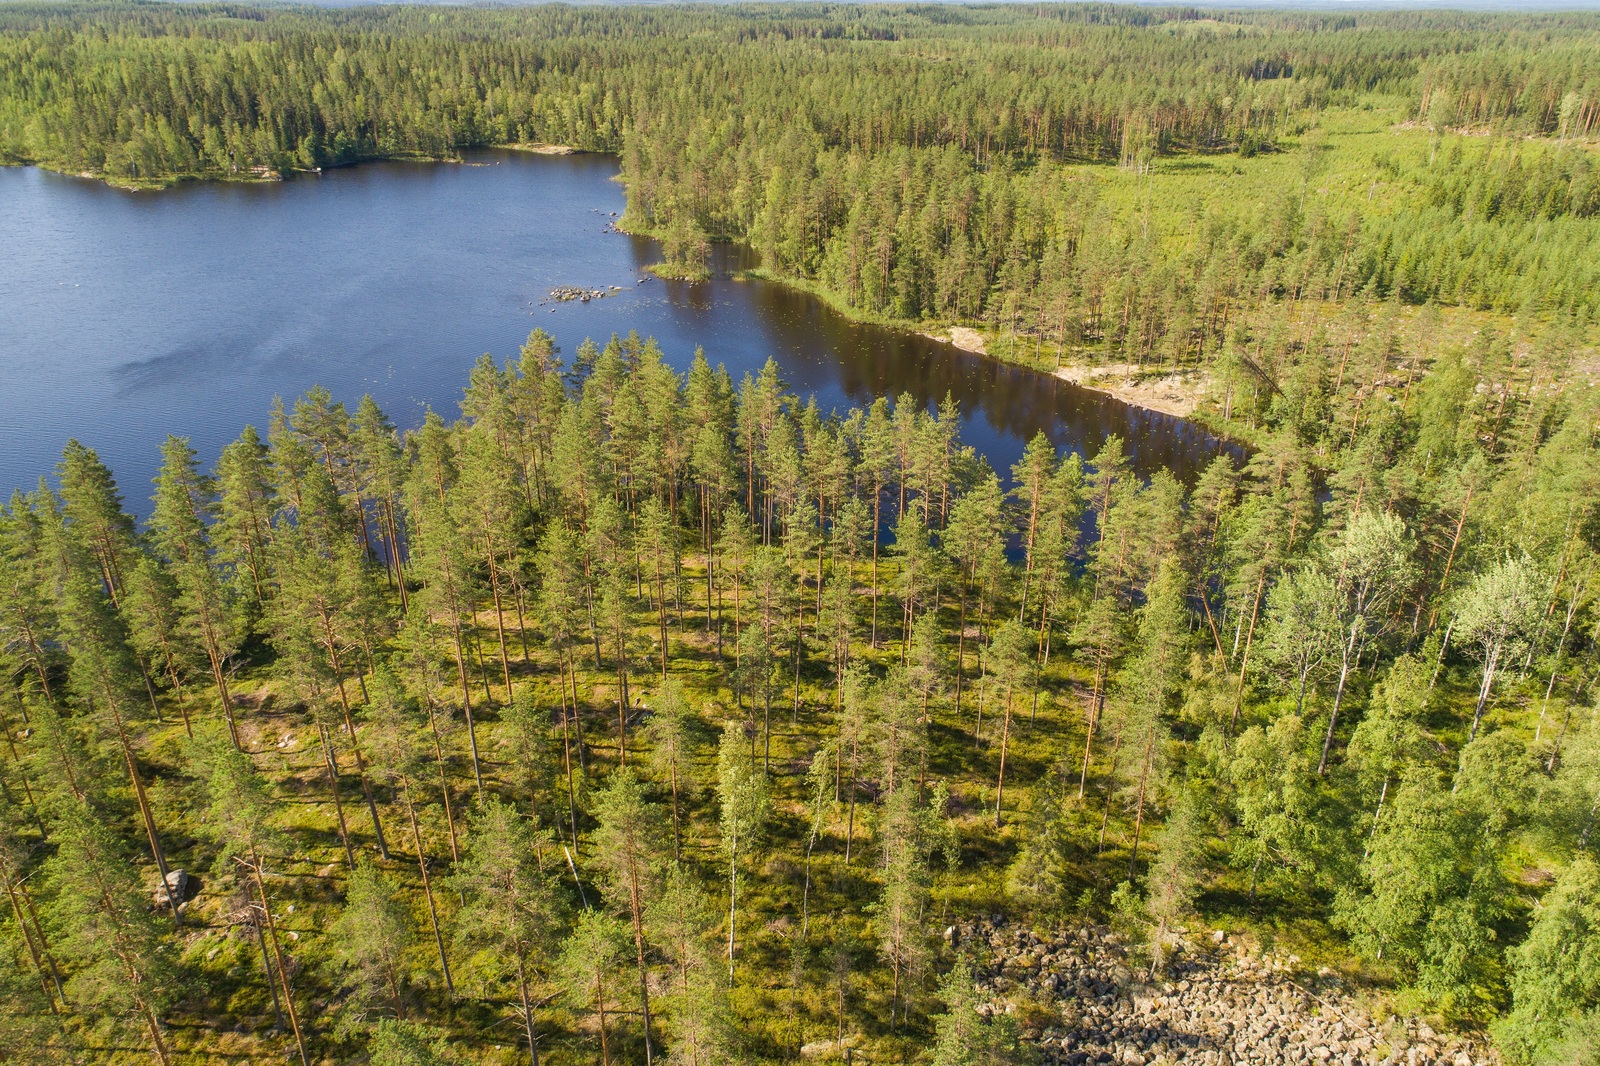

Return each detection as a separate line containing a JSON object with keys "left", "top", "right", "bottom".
{"left": 0, "top": 4, "right": 1599, "bottom": 1066}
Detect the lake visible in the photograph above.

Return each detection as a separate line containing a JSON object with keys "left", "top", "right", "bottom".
{"left": 0, "top": 150, "right": 1227, "bottom": 508}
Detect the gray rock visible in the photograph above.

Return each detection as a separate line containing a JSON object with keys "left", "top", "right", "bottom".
{"left": 958, "top": 922, "right": 1495, "bottom": 1066}
{"left": 156, "top": 868, "right": 188, "bottom": 907}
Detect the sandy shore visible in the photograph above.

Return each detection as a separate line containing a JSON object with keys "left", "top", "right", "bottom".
{"left": 1054, "top": 362, "right": 1207, "bottom": 419}
{"left": 919, "top": 325, "right": 988, "bottom": 355}
{"left": 922, "top": 325, "right": 1206, "bottom": 420}
{"left": 506, "top": 143, "right": 579, "bottom": 155}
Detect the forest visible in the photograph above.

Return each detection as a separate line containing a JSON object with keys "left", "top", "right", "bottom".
{"left": 0, "top": 318, "right": 1596, "bottom": 1065}
{"left": 2, "top": 1, "right": 1600, "bottom": 355}
{"left": 2, "top": 3, "right": 1600, "bottom": 1066}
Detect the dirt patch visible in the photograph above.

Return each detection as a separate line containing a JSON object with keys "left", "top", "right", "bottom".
{"left": 947, "top": 326, "right": 987, "bottom": 354}
{"left": 508, "top": 142, "right": 578, "bottom": 155}
{"left": 923, "top": 326, "right": 988, "bottom": 355}
{"left": 1056, "top": 362, "right": 1207, "bottom": 419}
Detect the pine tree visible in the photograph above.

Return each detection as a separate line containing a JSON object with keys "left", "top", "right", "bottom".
{"left": 0, "top": 785, "right": 62, "bottom": 1017}
{"left": 801, "top": 738, "right": 838, "bottom": 939}
{"left": 717, "top": 721, "right": 769, "bottom": 981}
{"left": 45, "top": 802, "right": 182, "bottom": 1066}
{"left": 150, "top": 435, "right": 241, "bottom": 743}
{"left": 119, "top": 556, "right": 192, "bottom": 732}
{"left": 186, "top": 727, "right": 311, "bottom": 1065}
{"left": 0, "top": 490, "right": 62, "bottom": 704}
{"left": 985, "top": 620, "right": 1034, "bottom": 827}
{"left": 0, "top": 916, "right": 71, "bottom": 1063}
{"left": 643, "top": 677, "right": 695, "bottom": 861}
{"left": 558, "top": 910, "right": 629, "bottom": 1066}
{"left": 352, "top": 396, "right": 411, "bottom": 601}
{"left": 873, "top": 785, "right": 937, "bottom": 1027}
{"left": 929, "top": 955, "right": 1031, "bottom": 1066}
{"left": 944, "top": 473, "right": 1005, "bottom": 721}
{"left": 406, "top": 414, "right": 487, "bottom": 792}
{"left": 838, "top": 665, "right": 876, "bottom": 864}
{"left": 214, "top": 425, "right": 276, "bottom": 624}
{"left": 451, "top": 428, "right": 526, "bottom": 703}
{"left": 364, "top": 669, "right": 455, "bottom": 992}
{"left": 1105, "top": 560, "right": 1187, "bottom": 869}
{"left": 646, "top": 863, "right": 731, "bottom": 1066}
{"left": 368, "top": 1020, "right": 455, "bottom": 1066}
{"left": 43, "top": 502, "right": 181, "bottom": 923}
{"left": 592, "top": 767, "right": 665, "bottom": 1063}
{"left": 535, "top": 521, "right": 591, "bottom": 827}
{"left": 1497, "top": 856, "right": 1600, "bottom": 1065}
{"left": 327, "top": 861, "right": 416, "bottom": 1031}
{"left": 268, "top": 465, "right": 392, "bottom": 856}
{"left": 55, "top": 441, "right": 139, "bottom": 606}
{"left": 1142, "top": 790, "right": 1205, "bottom": 978}
{"left": 453, "top": 800, "right": 565, "bottom": 1066}
{"left": 1227, "top": 713, "right": 1319, "bottom": 900}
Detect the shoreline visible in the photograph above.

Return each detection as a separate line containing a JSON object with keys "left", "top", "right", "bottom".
{"left": 1052, "top": 362, "right": 1208, "bottom": 422}
{"left": 724, "top": 266, "right": 1226, "bottom": 429}
{"left": 10, "top": 150, "right": 1227, "bottom": 433}
{"left": 915, "top": 326, "right": 1216, "bottom": 425}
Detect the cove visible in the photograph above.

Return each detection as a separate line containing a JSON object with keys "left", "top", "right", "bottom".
{"left": 0, "top": 149, "right": 1229, "bottom": 504}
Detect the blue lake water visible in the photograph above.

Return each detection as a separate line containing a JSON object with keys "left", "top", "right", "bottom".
{"left": 0, "top": 149, "right": 1227, "bottom": 507}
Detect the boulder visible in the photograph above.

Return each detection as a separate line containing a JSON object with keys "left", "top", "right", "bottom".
{"left": 155, "top": 868, "right": 189, "bottom": 908}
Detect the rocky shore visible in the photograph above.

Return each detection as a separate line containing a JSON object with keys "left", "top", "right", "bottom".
{"left": 954, "top": 918, "right": 1496, "bottom": 1066}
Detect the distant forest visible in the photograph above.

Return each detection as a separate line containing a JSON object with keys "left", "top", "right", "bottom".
{"left": 3, "top": 5, "right": 1600, "bottom": 1066}
{"left": 2, "top": 2, "right": 1599, "bottom": 348}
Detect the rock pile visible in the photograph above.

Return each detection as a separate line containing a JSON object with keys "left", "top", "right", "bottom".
{"left": 548, "top": 285, "right": 623, "bottom": 303}
{"left": 954, "top": 918, "right": 1496, "bottom": 1066}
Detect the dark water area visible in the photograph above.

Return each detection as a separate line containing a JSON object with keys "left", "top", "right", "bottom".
{"left": 0, "top": 149, "right": 1231, "bottom": 512}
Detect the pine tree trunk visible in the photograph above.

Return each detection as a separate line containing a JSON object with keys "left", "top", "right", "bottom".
{"left": 1128, "top": 727, "right": 1156, "bottom": 874}
{"left": 107, "top": 701, "right": 181, "bottom": 926}
{"left": 517, "top": 960, "right": 541, "bottom": 1066}
{"left": 450, "top": 615, "right": 486, "bottom": 794}
{"left": 2, "top": 870, "right": 57, "bottom": 1010}
{"left": 328, "top": 655, "right": 389, "bottom": 859}
{"left": 627, "top": 858, "right": 655, "bottom": 1065}
{"left": 995, "top": 685, "right": 1014, "bottom": 827}
{"left": 844, "top": 737, "right": 859, "bottom": 865}
{"left": 253, "top": 914, "right": 285, "bottom": 1031}
{"left": 870, "top": 477, "right": 882, "bottom": 647}
{"left": 488, "top": 550, "right": 514, "bottom": 701}
{"left": 250, "top": 852, "right": 310, "bottom": 1066}
{"left": 1231, "top": 569, "right": 1267, "bottom": 733}
{"left": 403, "top": 782, "right": 454, "bottom": 993}
{"left": 422, "top": 692, "right": 462, "bottom": 865}
{"left": 669, "top": 763, "right": 681, "bottom": 863}
{"left": 560, "top": 658, "right": 581, "bottom": 853}
{"left": 727, "top": 830, "right": 739, "bottom": 982}
{"left": 317, "top": 722, "right": 358, "bottom": 869}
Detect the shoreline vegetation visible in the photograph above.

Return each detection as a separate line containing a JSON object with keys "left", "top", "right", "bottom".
{"left": 5, "top": 4, "right": 1600, "bottom": 1065}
